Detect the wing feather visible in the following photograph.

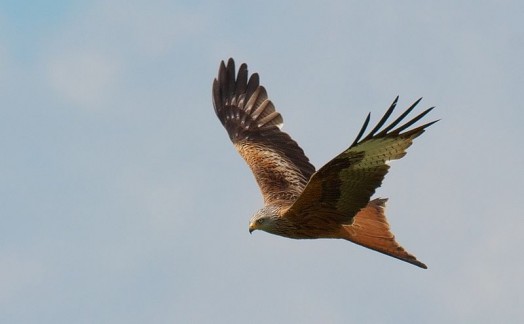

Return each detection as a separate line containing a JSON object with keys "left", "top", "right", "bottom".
{"left": 286, "top": 97, "right": 437, "bottom": 224}
{"left": 213, "top": 58, "right": 315, "bottom": 204}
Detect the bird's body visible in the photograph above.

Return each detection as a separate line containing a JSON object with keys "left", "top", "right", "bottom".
{"left": 213, "top": 58, "right": 436, "bottom": 269}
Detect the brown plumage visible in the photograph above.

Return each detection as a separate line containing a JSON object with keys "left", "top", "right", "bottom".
{"left": 213, "top": 58, "right": 437, "bottom": 269}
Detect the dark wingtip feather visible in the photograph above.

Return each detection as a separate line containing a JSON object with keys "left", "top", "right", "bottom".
{"left": 377, "top": 97, "right": 423, "bottom": 136}
{"left": 235, "top": 63, "right": 248, "bottom": 100}
{"left": 245, "top": 72, "right": 259, "bottom": 102}
{"left": 352, "top": 98, "right": 437, "bottom": 147}
{"left": 364, "top": 96, "right": 399, "bottom": 140}
{"left": 403, "top": 118, "right": 440, "bottom": 140}
{"left": 393, "top": 106, "right": 435, "bottom": 134}
{"left": 351, "top": 113, "right": 371, "bottom": 147}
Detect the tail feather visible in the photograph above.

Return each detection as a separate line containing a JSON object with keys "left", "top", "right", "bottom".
{"left": 341, "top": 198, "right": 427, "bottom": 269}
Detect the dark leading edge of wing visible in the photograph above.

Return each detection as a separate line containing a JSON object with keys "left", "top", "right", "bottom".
{"left": 213, "top": 58, "right": 316, "bottom": 204}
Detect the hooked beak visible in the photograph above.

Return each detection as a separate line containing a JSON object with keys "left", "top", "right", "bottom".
{"left": 249, "top": 223, "right": 255, "bottom": 234}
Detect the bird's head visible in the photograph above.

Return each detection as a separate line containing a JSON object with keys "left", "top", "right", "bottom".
{"left": 248, "top": 206, "right": 280, "bottom": 234}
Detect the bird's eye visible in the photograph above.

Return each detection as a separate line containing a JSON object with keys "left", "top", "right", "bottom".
{"left": 257, "top": 218, "right": 264, "bottom": 224}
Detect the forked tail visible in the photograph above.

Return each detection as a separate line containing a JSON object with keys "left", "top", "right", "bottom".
{"left": 341, "top": 198, "right": 427, "bottom": 269}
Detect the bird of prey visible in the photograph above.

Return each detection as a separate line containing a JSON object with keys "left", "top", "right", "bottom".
{"left": 213, "top": 58, "right": 436, "bottom": 269}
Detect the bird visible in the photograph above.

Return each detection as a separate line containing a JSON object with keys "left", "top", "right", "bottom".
{"left": 212, "top": 58, "right": 436, "bottom": 269}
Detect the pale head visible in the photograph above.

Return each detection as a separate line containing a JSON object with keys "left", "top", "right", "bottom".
{"left": 248, "top": 205, "right": 281, "bottom": 234}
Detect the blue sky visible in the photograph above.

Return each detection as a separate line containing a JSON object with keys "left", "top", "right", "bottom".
{"left": 1, "top": 1, "right": 523, "bottom": 323}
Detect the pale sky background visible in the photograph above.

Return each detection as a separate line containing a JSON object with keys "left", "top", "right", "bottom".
{"left": 1, "top": 1, "right": 523, "bottom": 323}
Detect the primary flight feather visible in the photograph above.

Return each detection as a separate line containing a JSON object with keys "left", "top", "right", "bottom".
{"left": 213, "top": 58, "right": 436, "bottom": 269}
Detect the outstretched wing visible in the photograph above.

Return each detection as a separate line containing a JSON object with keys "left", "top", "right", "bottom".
{"left": 286, "top": 97, "right": 437, "bottom": 224}
{"left": 213, "top": 58, "right": 315, "bottom": 205}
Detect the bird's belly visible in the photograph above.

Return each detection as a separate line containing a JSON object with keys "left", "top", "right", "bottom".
{"left": 269, "top": 224, "right": 343, "bottom": 240}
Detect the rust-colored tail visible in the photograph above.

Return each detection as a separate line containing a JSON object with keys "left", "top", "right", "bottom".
{"left": 340, "top": 198, "right": 427, "bottom": 269}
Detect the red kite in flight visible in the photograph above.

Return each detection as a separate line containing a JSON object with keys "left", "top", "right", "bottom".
{"left": 213, "top": 58, "right": 436, "bottom": 268}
